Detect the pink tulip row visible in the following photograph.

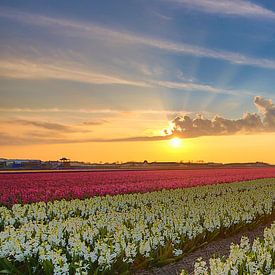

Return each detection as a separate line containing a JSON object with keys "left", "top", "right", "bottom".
{"left": 1, "top": 167, "right": 275, "bottom": 205}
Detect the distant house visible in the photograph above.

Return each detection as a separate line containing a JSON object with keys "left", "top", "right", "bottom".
{"left": 14, "top": 159, "right": 41, "bottom": 169}
{"left": 1, "top": 159, "right": 42, "bottom": 169}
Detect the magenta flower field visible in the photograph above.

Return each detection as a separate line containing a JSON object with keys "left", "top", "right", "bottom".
{"left": 1, "top": 167, "right": 275, "bottom": 205}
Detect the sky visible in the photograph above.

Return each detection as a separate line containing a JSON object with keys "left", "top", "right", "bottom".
{"left": 1, "top": 0, "right": 275, "bottom": 163}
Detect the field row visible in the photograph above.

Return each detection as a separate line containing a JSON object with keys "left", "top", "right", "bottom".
{"left": 182, "top": 222, "right": 275, "bottom": 274}
{"left": 0, "top": 178, "right": 274, "bottom": 274}
{"left": 1, "top": 168, "right": 275, "bottom": 205}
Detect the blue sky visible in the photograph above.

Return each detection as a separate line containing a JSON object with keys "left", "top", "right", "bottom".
{"left": 1, "top": 0, "right": 275, "bottom": 147}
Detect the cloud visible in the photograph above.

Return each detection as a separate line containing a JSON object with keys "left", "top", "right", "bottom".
{"left": 168, "top": 0, "right": 275, "bottom": 19}
{"left": 0, "top": 59, "right": 149, "bottom": 87}
{"left": 82, "top": 120, "right": 108, "bottom": 125}
{"left": 0, "top": 133, "right": 71, "bottom": 146}
{"left": 152, "top": 80, "right": 249, "bottom": 95}
{"left": 1, "top": 119, "right": 93, "bottom": 133}
{"left": 254, "top": 96, "right": 275, "bottom": 129}
{"left": 151, "top": 11, "right": 173, "bottom": 21}
{"left": 0, "top": 107, "right": 187, "bottom": 116}
{"left": 8, "top": 119, "right": 75, "bottom": 132}
{"left": 0, "top": 107, "right": 124, "bottom": 114}
{"left": 0, "top": 57, "right": 260, "bottom": 96}
{"left": 2, "top": 96, "right": 275, "bottom": 146}
{"left": 2, "top": 8, "right": 275, "bottom": 70}
{"left": 168, "top": 96, "right": 275, "bottom": 138}
{"left": 0, "top": 132, "right": 169, "bottom": 146}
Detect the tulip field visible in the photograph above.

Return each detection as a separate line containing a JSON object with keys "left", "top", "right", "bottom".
{"left": 0, "top": 167, "right": 275, "bottom": 274}
{"left": 1, "top": 167, "right": 275, "bottom": 205}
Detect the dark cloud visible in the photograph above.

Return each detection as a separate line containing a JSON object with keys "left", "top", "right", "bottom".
{"left": 9, "top": 119, "right": 109, "bottom": 131}
{"left": 169, "top": 96, "right": 275, "bottom": 138}
{"left": 82, "top": 119, "right": 108, "bottom": 126}
{"left": 0, "top": 132, "right": 169, "bottom": 145}
{"left": 2, "top": 119, "right": 92, "bottom": 133}
{"left": 6, "top": 119, "right": 75, "bottom": 132}
{"left": 96, "top": 135, "right": 170, "bottom": 142}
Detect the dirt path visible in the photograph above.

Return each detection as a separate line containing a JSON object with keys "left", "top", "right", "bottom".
{"left": 136, "top": 220, "right": 274, "bottom": 275}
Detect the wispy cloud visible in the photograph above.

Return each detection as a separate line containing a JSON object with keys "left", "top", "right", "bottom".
{"left": 0, "top": 132, "right": 169, "bottom": 146}
{"left": 1, "top": 8, "right": 275, "bottom": 70}
{"left": 0, "top": 59, "right": 149, "bottom": 87}
{"left": 0, "top": 40, "right": 271, "bottom": 98}
{"left": 4, "top": 119, "right": 75, "bottom": 132}
{"left": 151, "top": 10, "right": 173, "bottom": 21}
{"left": 82, "top": 120, "right": 109, "bottom": 126}
{"left": 1, "top": 118, "right": 92, "bottom": 133}
{"left": 0, "top": 57, "right": 267, "bottom": 97}
{"left": 0, "top": 107, "right": 188, "bottom": 118}
{"left": 0, "top": 133, "right": 74, "bottom": 146}
{"left": 168, "top": 0, "right": 275, "bottom": 19}
{"left": 152, "top": 80, "right": 251, "bottom": 96}
{"left": 0, "top": 56, "right": 262, "bottom": 96}
{"left": 0, "top": 107, "right": 124, "bottom": 114}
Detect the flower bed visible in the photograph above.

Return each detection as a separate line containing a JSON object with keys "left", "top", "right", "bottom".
{"left": 1, "top": 167, "right": 275, "bottom": 205}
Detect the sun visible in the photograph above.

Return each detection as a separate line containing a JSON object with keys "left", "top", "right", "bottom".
{"left": 169, "top": 137, "right": 183, "bottom": 148}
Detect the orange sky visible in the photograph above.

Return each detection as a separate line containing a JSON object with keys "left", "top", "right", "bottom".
{"left": 2, "top": 3, "right": 275, "bottom": 163}
{"left": 2, "top": 133, "right": 275, "bottom": 163}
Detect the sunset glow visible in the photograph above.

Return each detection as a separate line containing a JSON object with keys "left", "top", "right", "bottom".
{"left": 0, "top": 1, "right": 275, "bottom": 164}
